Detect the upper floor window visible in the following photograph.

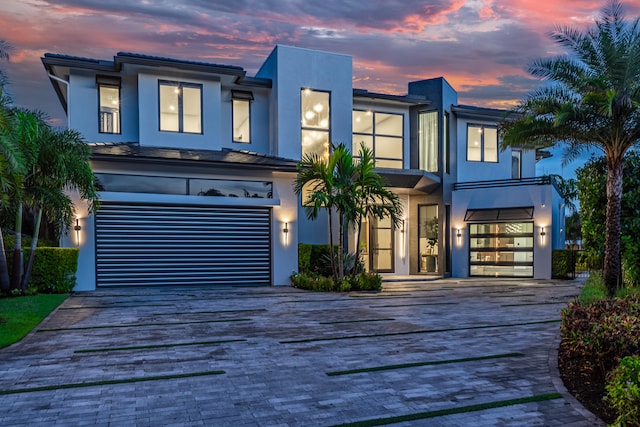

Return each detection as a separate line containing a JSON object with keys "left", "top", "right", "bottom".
{"left": 512, "top": 150, "right": 521, "bottom": 179}
{"left": 353, "top": 110, "right": 403, "bottom": 169}
{"left": 301, "top": 88, "right": 330, "bottom": 160}
{"left": 97, "top": 76, "right": 120, "bottom": 134}
{"left": 159, "top": 81, "right": 202, "bottom": 134}
{"left": 232, "top": 90, "right": 252, "bottom": 143}
{"left": 418, "top": 110, "right": 438, "bottom": 172}
{"left": 467, "top": 124, "right": 498, "bottom": 162}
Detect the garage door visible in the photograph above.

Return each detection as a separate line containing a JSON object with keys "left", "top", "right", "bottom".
{"left": 95, "top": 203, "right": 271, "bottom": 286}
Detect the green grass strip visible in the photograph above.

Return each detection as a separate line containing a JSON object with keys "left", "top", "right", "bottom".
{"left": 501, "top": 302, "right": 567, "bottom": 307}
{"left": 326, "top": 352, "right": 524, "bottom": 376}
{"left": 60, "top": 303, "right": 174, "bottom": 309}
{"left": 319, "top": 318, "right": 395, "bottom": 325}
{"left": 370, "top": 302, "right": 458, "bottom": 308}
{"left": 161, "top": 309, "right": 267, "bottom": 316}
{"left": 0, "top": 370, "right": 225, "bottom": 395}
{"left": 328, "top": 392, "right": 563, "bottom": 426}
{"left": 280, "top": 319, "right": 560, "bottom": 344}
{"left": 37, "top": 318, "right": 251, "bottom": 332}
{"left": 74, "top": 338, "right": 246, "bottom": 353}
{"left": 0, "top": 294, "right": 68, "bottom": 348}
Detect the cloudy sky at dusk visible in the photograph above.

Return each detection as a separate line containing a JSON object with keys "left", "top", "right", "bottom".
{"left": 2, "top": 0, "right": 639, "bottom": 176}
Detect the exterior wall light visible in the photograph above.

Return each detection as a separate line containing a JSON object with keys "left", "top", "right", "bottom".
{"left": 74, "top": 218, "right": 82, "bottom": 246}
{"left": 283, "top": 221, "right": 289, "bottom": 234}
{"left": 540, "top": 227, "right": 546, "bottom": 237}
{"left": 456, "top": 228, "right": 462, "bottom": 238}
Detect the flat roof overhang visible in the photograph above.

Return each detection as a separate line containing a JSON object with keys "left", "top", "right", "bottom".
{"left": 375, "top": 168, "right": 441, "bottom": 194}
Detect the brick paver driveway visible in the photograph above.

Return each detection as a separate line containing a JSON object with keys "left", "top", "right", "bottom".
{"left": 0, "top": 279, "right": 602, "bottom": 426}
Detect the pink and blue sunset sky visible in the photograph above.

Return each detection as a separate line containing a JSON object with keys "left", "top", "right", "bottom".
{"left": 2, "top": 0, "right": 639, "bottom": 175}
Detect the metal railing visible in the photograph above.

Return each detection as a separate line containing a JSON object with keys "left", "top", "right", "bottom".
{"left": 454, "top": 176, "right": 551, "bottom": 191}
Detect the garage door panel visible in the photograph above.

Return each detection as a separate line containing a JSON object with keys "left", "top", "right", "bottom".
{"left": 95, "top": 203, "right": 271, "bottom": 287}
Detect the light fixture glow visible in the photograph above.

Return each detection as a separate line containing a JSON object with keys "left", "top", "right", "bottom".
{"left": 540, "top": 227, "right": 546, "bottom": 237}
{"left": 74, "top": 218, "right": 82, "bottom": 246}
{"left": 305, "top": 111, "right": 315, "bottom": 120}
{"left": 313, "top": 103, "right": 323, "bottom": 112}
{"left": 456, "top": 228, "right": 462, "bottom": 238}
{"left": 283, "top": 221, "right": 289, "bottom": 234}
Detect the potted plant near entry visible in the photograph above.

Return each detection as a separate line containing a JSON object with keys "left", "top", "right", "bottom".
{"left": 425, "top": 217, "right": 438, "bottom": 273}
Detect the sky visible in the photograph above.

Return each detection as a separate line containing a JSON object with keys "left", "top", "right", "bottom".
{"left": 1, "top": 0, "right": 639, "bottom": 177}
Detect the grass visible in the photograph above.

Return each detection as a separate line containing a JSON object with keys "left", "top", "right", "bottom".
{"left": 327, "top": 393, "right": 562, "bottom": 426}
{"left": 0, "top": 293, "right": 68, "bottom": 349}
{"left": 0, "top": 370, "right": 225, "bottom": 395}
{"left": 326, "top": 352, "right": 524, "bottom": 376}
{"left": 578, "top": 272, "right": 640, "bottom": 303}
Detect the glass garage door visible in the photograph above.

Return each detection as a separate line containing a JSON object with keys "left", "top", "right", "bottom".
{"left": 469, "top": 222, "right": 534, "bottom": 277}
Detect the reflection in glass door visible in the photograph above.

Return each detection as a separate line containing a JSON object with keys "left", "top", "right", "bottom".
{"left": 419, "top": 205, "right": 439, "bottom": 273}
{"left": 370, "top": 216, "right": 394, "bottom": 273}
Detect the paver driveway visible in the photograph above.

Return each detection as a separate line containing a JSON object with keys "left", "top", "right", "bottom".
{"left": 0, "top": 279, "right": 603, "bottom": 426}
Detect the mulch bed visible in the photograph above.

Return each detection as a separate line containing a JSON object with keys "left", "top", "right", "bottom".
{"left": 558, "top": 342, "right": 616, "bottom": 424}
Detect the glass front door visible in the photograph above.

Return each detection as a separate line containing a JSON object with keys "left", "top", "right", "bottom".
{"left": 419, "top": 205, "right": 439, "bottom": 273}
{"left": 370, "top": 216, "right": 394, "bottom": 273}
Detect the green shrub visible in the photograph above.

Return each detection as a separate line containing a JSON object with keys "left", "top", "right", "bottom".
{"left": 576, "top": 251, "right": 603, "bottom": 272}
{"left": 28, "top": 248, "right": 79, "bottom": 293}
{"left": 552, "top": 249, "right": 576, "bottom": 279}
{"left": 579, "top": 272, "right": 608, "bottom": 303}
{"left": 561, "top": 296, "right": 640, "bottom": 382}
{"left": 606, "top": 356, "right": 640, "bottom": 427}
{"left": 290, "top": 271, "right": 382, "bottom": 292}
{"left": 298, "top": 244, "right": 312, "bottom": 273}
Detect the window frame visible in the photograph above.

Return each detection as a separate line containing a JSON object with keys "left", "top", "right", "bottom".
{"left": 466, "top": 123, "right": 498, "bottom": 163}
{"left": 352, "top": 109, "right": 404, "bottom": 169}
{"left": 97, "top": 76, "right": 121, "bottom": 134}
{"left": 231, "top": 94, "right": 252, "bottom": 143}
{"left": 512, "top": 149, "right": 522, "bottom": 179}
{"left": 158, "top": 80, "right": 203, "bottom": 134}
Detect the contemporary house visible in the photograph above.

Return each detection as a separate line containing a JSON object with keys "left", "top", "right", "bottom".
{"left": 42, "top": 45, "right": 564, "bottom": 291}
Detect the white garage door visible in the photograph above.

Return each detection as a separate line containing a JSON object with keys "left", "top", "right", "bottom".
{"left": 95, "top": 203, "right": 271, "bottom": 286}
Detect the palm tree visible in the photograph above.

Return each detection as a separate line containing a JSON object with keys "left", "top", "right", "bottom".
{"left": 294, "top": 143, "right": 402, "bottom": 280}
{"left": 19, "top": 125, "right": 98, "bottom": 291}
{"left": 351, "top": 143, "right": 402, "bottom": 275}
{"left": 501, "top": 0, "right": 640, "bottom": 295}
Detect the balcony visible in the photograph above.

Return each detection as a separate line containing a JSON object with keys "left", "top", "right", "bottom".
{"left": 453, "top": 176, "right": 552, "bottom": 191}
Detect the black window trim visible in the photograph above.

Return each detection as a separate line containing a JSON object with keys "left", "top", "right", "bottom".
{"left": 96, "top": 75, "right": 121, "bottom": 135}
{"left": 158, "top": 80, "right": 203, "bottom": 134}
{"left": 352, "top": 108, "right": 404, "bottom": 167}
{"left": 466, "top": 123, "right": 499, "bottom": 163}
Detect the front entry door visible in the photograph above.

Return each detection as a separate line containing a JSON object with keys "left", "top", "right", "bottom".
{"left": 370, "top": 216, "right": 394, "bottom": 273}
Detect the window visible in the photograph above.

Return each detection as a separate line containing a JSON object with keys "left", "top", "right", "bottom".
{"left": 232, "top": 91, "right": 252, "bottom": 143}
{"left": 467, "top": 124, "right": 498, "bottom": 162}
{"left": 301, "top": 89, "right": 330, "bottom": 160}
{"left": 159, "top": 81, "right": 202, "bottom": 134}
{"left": 512, "top": 150, "right": 521, "bottom": 179}
{"left": 444, "top": 112, "right": 450, "bottom": 174}
{"left": 418, "top": 111, "right": 438, "bottom": 172}
{"left": 352, "top": 110, "right": 403, "bottom": 169}
{"left": 97, "top": 76, "right": 120, "bottom": 134}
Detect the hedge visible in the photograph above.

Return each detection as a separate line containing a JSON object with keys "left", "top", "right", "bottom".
{"left": 4, "top": 247, "right": 79, "bottom": 293}
{"left": 552, "top": 249, "right": 576, "bottom": 279}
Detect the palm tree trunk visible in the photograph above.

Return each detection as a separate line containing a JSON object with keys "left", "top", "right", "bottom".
{"left": 10, "top": 203, "right": 23, "bottom": 290}
{"left": 603, "top": 157, "right": 624, "bottom": 296}
{"left": 338, "top": 214, "right": 344, "bottom": 280}
{"left": 353, "top": 219, "right": 363, "bottom": 276}
{"left": 327, "top": 210, "right": 337, "bottom": 280}
{"left": 0, "top": 227, "right": 10, "bottom": 291}
{"left": 21, "top": 206, "right": 42, "bottom": 291}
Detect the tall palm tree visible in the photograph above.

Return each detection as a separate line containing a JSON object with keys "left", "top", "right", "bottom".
{"left": 351, "top": 143, "right": 402, "bottom": 275}
{"left": 19, "top": 126, "right": 98, "bottom": 291}
{"left": 501, "top": 0, "right": 640, "bottom": 295}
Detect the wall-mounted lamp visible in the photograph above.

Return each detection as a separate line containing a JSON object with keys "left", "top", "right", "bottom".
{"left": 456, "top": 228, "right": 462, "bottom": 238}
{"left": 399, "top": 220, "right": 405, "bottom": 234}
{"left": 283, "top": 221, "right": 289, "bottom": 234}
{"left": 540, "top": 227, "right": 546, "bottom": 237}
{"left": 74, "top": 218, "right": 82, "bottom": 246}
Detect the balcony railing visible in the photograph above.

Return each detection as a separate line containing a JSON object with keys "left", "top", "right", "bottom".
{"left": 453, "top": 176, "right": 552, "bottom": 191}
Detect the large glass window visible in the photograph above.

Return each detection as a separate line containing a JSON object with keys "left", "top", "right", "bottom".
{"left": 469, "top": 222, "right": 534, "bottom": 277}
{"left": 512, "top": 150, "right": 521, "bottom": 179}
{"left": 98, "top": 84, "right": 120, "bottom": 134}
{"left": 301, "top": 89, "right": 330, "bottom": 160}
{"left": 419, "top": 111, "right": 438, "bottom": 172}
{"left": 159, "top": 81, "right": 202, "bottom": 134}
{"left": 352, "top": 110, "right": 403, "bottom": 168}
{"left": 232, "top": 99, "right": 251, "bottom": 143}
{"left": 467, "top": 124, "right": 498, "bottom": 162}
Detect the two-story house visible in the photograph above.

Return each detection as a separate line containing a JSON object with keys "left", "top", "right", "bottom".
{"left": 42, "top": 45, "right": 564, "bottom": 291}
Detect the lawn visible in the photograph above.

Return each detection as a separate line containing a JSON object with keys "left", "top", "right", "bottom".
{"left": 0, "top": 294, "right": 68, "bottom": 348}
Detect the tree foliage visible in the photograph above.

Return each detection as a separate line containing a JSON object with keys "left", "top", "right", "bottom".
{"left": 577, "top": 152, "right": 640, "bottom": 286}
{"left": 501, "top": 0, "right": 640, "bottom": 295}
{"left": 294, "top": 143, "right": 402, "bottom": 280}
